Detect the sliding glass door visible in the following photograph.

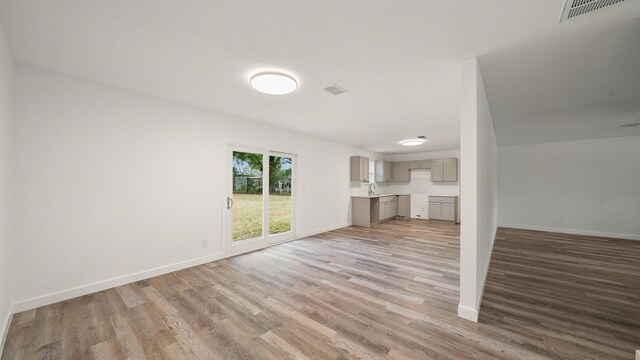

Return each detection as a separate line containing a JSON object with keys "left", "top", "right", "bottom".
{"left": 225, "top": 145, "right": 296, "bottom": 255}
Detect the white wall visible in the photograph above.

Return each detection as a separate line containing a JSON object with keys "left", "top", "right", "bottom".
{"left": 458, "top": 58, "right": 498, "bottom": 322}
{"left": 11, "top": 67, "right": 379, "bottom": 311}
{"left": 499, "top": 136, "right": 640, "bottom": 240}
{"left": 0, "top": 21, "right": 13, "bottom": 351}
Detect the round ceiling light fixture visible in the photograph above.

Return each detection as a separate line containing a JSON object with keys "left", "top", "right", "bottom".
{"left": 399, "top": 138, "right": 428, "bottom": 146}
{"left": 250, "top": 72, "right": 298, "bottom": 95}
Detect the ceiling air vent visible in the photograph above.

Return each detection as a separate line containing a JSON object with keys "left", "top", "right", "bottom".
{"left": 323, "top": 84, "right": 347, "bottom": 95}
{"left": 559, "top": 0, "right": 628, "bottom": 22}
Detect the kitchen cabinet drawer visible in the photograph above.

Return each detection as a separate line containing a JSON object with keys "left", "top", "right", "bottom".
{"left": 429, "top": 196, "right": 455, "bottom": 203}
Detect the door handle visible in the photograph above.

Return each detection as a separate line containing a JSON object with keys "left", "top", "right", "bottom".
{"left": 227, "top": 196, "right": 234, "bottom": 210}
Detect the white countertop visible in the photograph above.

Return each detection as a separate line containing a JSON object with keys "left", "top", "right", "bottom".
{"left": 351, "top": 194, "right": 410, "bottom": 199}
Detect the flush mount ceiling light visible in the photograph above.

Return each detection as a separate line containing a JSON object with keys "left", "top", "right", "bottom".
{"left": 250, "top": 72, "right": 298, "bottom": 95}
{"left": 399, "top": 138, "right": 428, "bottom": 146}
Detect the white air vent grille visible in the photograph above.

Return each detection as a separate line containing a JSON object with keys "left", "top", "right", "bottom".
{"left": 559, "top": 0, "right": 628, "bottom": 22}
{"left": 324, "top": 84, "right": 347, "bottom": 95}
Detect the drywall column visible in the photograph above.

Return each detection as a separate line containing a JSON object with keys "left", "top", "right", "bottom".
{"left": 458, "top": 58, "right": 498, "bottom": 322}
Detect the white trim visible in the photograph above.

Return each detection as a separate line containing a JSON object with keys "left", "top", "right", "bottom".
{"left": 498, "top": 223, "right": 640, "bottom": 241}
{"left": 12, "top": 251, "right": 224, "bottom": 313}
{"left": 298, "top": 223, "right": 349, "bottom": 239}
{"left": 0, "top": 303, "right": 14, "bottom": 358}
{"left": 457, "top": 225, "right": 497, "bottom": 323}
{"left": 457, "top": 303, "right": 478, "bottom": 322}
{"left": 475, "top": 225, "right": 497, "bottom": 316}
{"left": 9, "top": 223, "right": 350, "bottom": 315}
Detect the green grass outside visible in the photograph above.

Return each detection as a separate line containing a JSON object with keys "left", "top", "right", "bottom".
{"left": 232, "top": 193, "right": 292, "bottom": 241}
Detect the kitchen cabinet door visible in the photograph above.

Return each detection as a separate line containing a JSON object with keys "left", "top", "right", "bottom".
{"left": 350, "top": 156, "right": 369, "bottom": 182}
{"left": 444, "top": 159, "right": 458, "bottom": 182}
{"left": 375, "top": 160, "right": 384, "bottom": 182}
{"left": 375, "top": 160, "right": 393, "bottom": 182}
{"left": 418, "top": 160, "right": 431, "bottom": 169}
{"left": 429, "top": 202, "right": 441, "bottom": 220}
{"left": 398, "top": 195, "right": 409, "bottom": 217}
{"left": 442, "top": 203, "right": 455, "bottom": 221}
{"left": 431, "top": 159, "right": 443, "bottom": 182}
{"left": 391, "top": 161, "right": 410, "bottom": 182}
{"left": 361, "top": 157, "right": 369, "bottom": 182}
{"left": 385, "top": 161, "right": 392, "bottom": 181}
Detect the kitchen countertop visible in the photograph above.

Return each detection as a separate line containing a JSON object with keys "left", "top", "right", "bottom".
{"left": 351, "top": 194, "right": 410, "bottom": 199}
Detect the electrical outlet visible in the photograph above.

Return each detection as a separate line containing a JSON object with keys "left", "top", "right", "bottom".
{"left": 201, "top": 239, "right": 208, "bottom": 248}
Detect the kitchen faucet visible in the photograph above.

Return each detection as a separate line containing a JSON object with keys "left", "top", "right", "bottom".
{"left": 368, "top": 183, "right": 377, "bottom": 196}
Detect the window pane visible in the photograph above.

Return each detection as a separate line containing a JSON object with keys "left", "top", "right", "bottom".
{"left": 232, "top": 151, "right": 263, "bottom": 241}
{"left": 268, "top": 155, "right": 292, "bottom": 235}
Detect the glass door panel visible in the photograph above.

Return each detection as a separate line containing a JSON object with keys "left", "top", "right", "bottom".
{"left": 232, "top": 151, "right": 264, "bottom": 242}
{"left": 268, "top": 154, "right": 293, "bottom": 235}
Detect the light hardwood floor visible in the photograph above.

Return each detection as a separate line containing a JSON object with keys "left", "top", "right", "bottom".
{"left": 2, "top": 220, "right": 639, "bottom": 359}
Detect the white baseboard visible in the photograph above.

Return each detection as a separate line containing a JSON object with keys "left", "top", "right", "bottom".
{"left": 298, "top": 223, "right": 349, "bottom": 239}
{"left": 0, "top": 303, "right": 14, "bottom": 358}
{"left": 475, "top": 225, "right": 497, "bottom": 319}
{"left": 12, "top": 251, "right": 224, "bottom": 313}
{"left": 10, "top": 223, "right": 350, "bottom": 315}
{"left": 457, "top": 303, "right": 478, "bottom": 322}
{"left": 498, "top": 223, "right": 640, "bottom": 241}
{"left": 457, "top": 225, "right": 497, "bottom": 324}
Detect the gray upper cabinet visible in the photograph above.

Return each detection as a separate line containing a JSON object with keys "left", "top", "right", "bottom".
{"left": 391, "top": 161, "right": 410, "bottom": 182}
{"left": 350, "top": 156, "right": 370, "bottom": 182}
{"left": 431, "top": 159, "right": 444, "bottom": 182}
{"left": 375, "top": 160, "right": 392, "bottom": 182}
{"left": 443, "top": 159, "right": 458, "bottom": 182}
{"left": 409, "top": 160, "right": 431, "bottom": 169}
{"left": 431, "top": 158, "right": 458, "bottom": 182}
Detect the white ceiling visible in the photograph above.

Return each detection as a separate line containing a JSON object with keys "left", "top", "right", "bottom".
{"left": 480, "top": 17, "right": 640, "bottom": 146}
{"left": 1, "top": 1, "right": 640, "bottom": 153}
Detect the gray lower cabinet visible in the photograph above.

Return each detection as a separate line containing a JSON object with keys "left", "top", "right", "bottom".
{"left": 375, "top": 160, "right": 392, "bottom": 182}
{"left": 379, "top": 196, "right": 397, "bottom": 220}
{"left": 428, "top": 202, "right": 441, "bottom": 219}
{"left": 431, "top": 158, "right": 458, "bottom": 182}
{"left": 397, "top": 195, "right": 410, "bottom": 218}
{"left": 350, "top": 156, "right": 370, "bottom": 182}
{"left": 428, "top": 196, "right": 458, "bottom": 222}
{"left": 352, "top": 195, "right": 406, "bottom": 227}
{"left": 391, "top": 161, "right": 410, "bottom": 182}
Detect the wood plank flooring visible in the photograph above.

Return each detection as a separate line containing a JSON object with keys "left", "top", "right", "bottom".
{"left": 2, "top": 220, "right": 639, "bottom": 359}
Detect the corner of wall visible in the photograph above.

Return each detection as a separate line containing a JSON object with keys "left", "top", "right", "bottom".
{"left": 457, "top": 303, "right": 479, "bottom": 322}
{"left": 0, "top": 303, "right": 13, "bottom": 357}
